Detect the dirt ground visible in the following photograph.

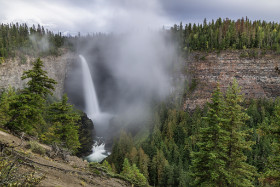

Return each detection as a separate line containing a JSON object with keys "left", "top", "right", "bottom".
{"left": 0, "top": 130, "right": 131, "bottom": 187}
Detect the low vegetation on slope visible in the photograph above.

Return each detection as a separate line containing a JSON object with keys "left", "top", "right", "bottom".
{"left": 0, "top": 129, "right": 131, "bottom": 186}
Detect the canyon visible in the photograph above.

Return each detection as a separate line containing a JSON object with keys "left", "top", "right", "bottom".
{"left": 184, "top": 50, "right": 280, "bottom": 110}
{"left": 1, "top": 50, "right": 280, "bottom": 111}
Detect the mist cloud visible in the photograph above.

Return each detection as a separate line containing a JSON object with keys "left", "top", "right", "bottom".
{"left": 29, "top": 34, "right": 50, "bottom": 52}
{"left": 67, "top": 30, "right": 176, "bottom": 124}
{"left": 0, "top": 0, "right": 170, "bottom": 33}
{"left": 105, "top": 31, "right": 175, "bottom": 121}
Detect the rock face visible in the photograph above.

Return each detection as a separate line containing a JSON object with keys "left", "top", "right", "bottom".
{"left": 76, "top": 112, "right": 95, "bottom": 157}
{"left": 0, "top": 51, "right": 76, "bottom": 98}
{"left": 185, "top": 51, "right": 280, "bottom": 110}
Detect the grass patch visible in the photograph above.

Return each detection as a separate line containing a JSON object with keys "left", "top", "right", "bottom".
{"left": 28, "top": 141, "right": 46, "bottom": 155}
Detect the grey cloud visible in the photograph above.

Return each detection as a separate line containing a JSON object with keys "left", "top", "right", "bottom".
{"left": 0, "top": 0, "right": 279, "bottom": 33}
{"left": 160, "top": 0, "right": 280, "bottom": 24}
{"left": 0, "top": 0, "right": 170, "bottom": 33}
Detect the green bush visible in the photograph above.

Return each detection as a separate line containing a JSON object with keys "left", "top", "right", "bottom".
{"left": 0, "top": 57, "right": 4, "bottom": 64}
{"left": 240, "top": 51, "right": 249, "bottom": 58}
{"left": 28, "top": 141, "right": 46, "bottom": 155}
{"left": 0, "top": 151, "right": 45, "bottom": 186}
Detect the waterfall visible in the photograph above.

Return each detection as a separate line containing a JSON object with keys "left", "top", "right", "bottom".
{"left": 79, "top": 55, "right": 100, "bottom": 118}
{"left": 79, "top": 55, "right": 111, "bottom": 162}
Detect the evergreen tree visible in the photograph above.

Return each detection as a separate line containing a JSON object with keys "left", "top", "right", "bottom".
{"left": 138, "top": 147, "right": 150, "bottom": 180}
{"left": 102, "top": 160, "right": 113, "bottom": 172}
{"left": 45, "top": 94, "right": 81, "bottom": 153}
{"left": 21, "top": 58, "right": 57, "bottom": 97}
{"left": 261, "top": 101, "right": 280, "bottom": 186}
{"left": 7, "top": 91, "right": 46, "bottom": 134}
{"left": 190, "top": 83, "right": 228, "bottom": 186}
{"left": 121, "top": 158, "right": 132, "bottom": 178}
{"left": 6, "top": 58, "right": 56, "bottom": 134}
{"left": 107, "top": 130, "right": 134, "bottom": 172}
{"left": 224, "top": 79, "right": 256, "bottom": 186}
{"left": 121, "top": 158, "right": 147, "bottom": 187}
{"left": 151, "top": 149, "right": 168, "bottom": 186}
{"left": 0, "top": 87, "right": 15, "bottom": 126}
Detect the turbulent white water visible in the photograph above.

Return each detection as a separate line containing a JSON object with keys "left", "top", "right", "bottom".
{"left": 87, "top": 143, "right": 107, "bottom": 162}
{"left": 79, "top": 55, "right": 110, "bottom": 162}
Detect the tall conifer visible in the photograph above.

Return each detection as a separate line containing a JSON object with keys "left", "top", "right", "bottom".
{"left": 224, "top": 79, "right": 256, "bottom": 186}
{"left": 191, "top": 83, "right": 228, "bottom": 186}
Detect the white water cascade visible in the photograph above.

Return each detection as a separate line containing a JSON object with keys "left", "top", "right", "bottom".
{"left": 79, "top": 55, "right": 100, "bottom": 118}
{"left": 79, "top": 55, "right": 111, "bottom": 162}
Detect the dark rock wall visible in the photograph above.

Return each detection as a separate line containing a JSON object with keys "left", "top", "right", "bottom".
{"left": 76, "top": 112, "right": 95, "bottom": 157}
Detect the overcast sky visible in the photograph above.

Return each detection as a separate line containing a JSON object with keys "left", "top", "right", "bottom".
{"left": 0, "top": 0, "right": 279, "bottom": 34}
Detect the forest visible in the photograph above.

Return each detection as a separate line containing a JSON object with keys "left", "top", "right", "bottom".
{"left": 171, "top": 17, "right": 280, "bottom": 54}
{"left": 0, "top": 23, "right": 65, "bottom": 63}
{"left": 0, "top": 18, "right": 279, "bottom": 186}
{"left": 107, "top": 80, "right": 280, "bottom": 186}
{"left": 106, "top": 18, "right": 280, "bottom": 186}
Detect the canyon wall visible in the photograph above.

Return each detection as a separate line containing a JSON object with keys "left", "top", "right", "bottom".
{"left": 0, "top": 50, "right": 76, "bottom": 98}
{"left": 1, "top": 49, "right": 280, "bottom": 110}
{"left": 185, "top": 51, "right": 280, "bottom": 110}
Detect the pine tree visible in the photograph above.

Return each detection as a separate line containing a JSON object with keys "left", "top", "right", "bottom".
{"left": 190, "top": 83, "right": 229, "bottom": 186}
{"left": 0, "top": 87, "right": 15, "bottom": 126}
{"left": 46, "top": 94, "right": 81, "bottom": 153}
{"left": 224, "top": 79, "right": 256, "bottom": 186}
{"left": 121, "top": 158, "right": 147, "bottom": 187}
{"left": 138, "top": 147, "right": 150, "bottom": 180}
{"left": 261, "top": 101, "right": 280, "bottom": 186}
{"left": 6, "top": 58, "right": 57, "bottom": 134}
{"left": 107, "top": 130, "right": 134, "bottom": 172}
{"left": 21, "top": 58, "right": 56, "bottom": 97}
{"left": 121, "top": 158, "right": 132, "bottom": 178}
{"left": 151, "top": 149, "right": 168, "bottom": 186}
{"left": 102, "top": 160, "right": 113, "bottom": 172}
{"left": 7, "top": 93, "right": 45, "bottom": 133}
{"left": 130, "top": 164, "right": 147, "bottom": 186}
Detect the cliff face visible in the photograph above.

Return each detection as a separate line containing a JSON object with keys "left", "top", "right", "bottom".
{"left": 0, "top": 50, "right": 76, "bottom": 98}
{"left": 185, "top": 51, "right": 280, "bottom": 110}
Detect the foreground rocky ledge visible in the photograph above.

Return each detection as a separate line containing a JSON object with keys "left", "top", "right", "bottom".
{"left": 0, "top": 130, "right": 130, "bottom": 187}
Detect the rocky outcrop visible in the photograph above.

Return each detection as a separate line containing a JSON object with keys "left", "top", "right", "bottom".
{"left": 185, "top": 51, "right": 280, "bottom": 110}
{"left": 76, "top": 113, "right": 95, "bottom": 157}
{"left": 0, "top": 50, "right": 76, "bottom": 98}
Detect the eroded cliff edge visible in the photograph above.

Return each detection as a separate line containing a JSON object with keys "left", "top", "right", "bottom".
{"left": 184, "top": 51, "right": 280, "bottom": 110}
{"left": 0, "top": 50, "right": 76, "bottom": 98}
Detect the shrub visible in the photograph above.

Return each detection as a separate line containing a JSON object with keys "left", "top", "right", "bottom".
{"left": 0, "top": 149, "right": 45, "bottom": 186}
{"left": 0, "top": 57, "right": 4, "bottom": 64}
{"left": 240, "top": 51, "right": 249, "bottom": 58}
{"left": 28, "top": 141, "right": 46, "bottom": 155}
